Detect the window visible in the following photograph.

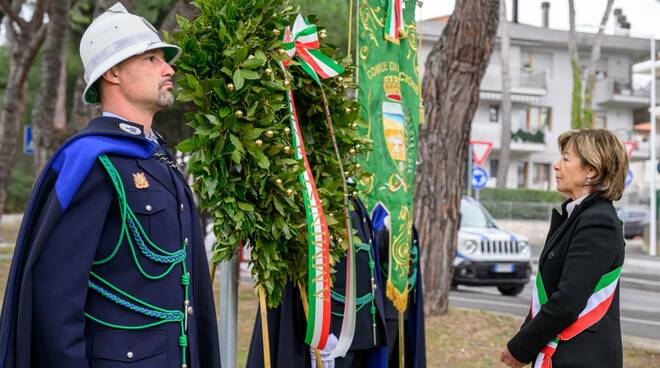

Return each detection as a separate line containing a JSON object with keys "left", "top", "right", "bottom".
{"left": 489, "top": 105, "right": 499, "bottom": 123}
{"left": 593, "top": 113, "right": 607, "bottom": 129}
{"left": 490, "top": 159, "right": 499, "bottom": 178}
{"left": 526, "top": 106, "right": 552, "bottom": 131}
{"left": 517, "top": 161, "right": 528, "bottom": 188}
{"left": 533, "top": 163, "right": 551, "bottom": 190}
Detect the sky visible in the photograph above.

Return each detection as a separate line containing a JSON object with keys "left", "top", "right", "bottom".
{"left": 417, "top": 0, "right": 660, "bottom": 40}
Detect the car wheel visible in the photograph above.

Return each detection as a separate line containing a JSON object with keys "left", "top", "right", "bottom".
{"left": 497, "top": 285, "right": 524, "bottom": 296}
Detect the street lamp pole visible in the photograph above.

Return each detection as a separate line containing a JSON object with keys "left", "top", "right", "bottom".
{"left": 650, "top": 34, "right": 657, "bottom": 257}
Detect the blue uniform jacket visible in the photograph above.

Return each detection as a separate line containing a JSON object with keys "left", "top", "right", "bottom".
{"left": 0, "top": 117, "right": 221, "bottom": 368}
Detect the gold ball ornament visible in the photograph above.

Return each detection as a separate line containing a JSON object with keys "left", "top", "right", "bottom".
{"left": 284, "top": 127, "right": 291, "bottom": 135}
{"left": 227, "top": 83, "right": 235, "bottom": 91}
{"left": 278, "top": 48, "right": 286, "bottom": 56}
{"left": 356, "top": 163, "right": 362, "bottom": 169}
{"left": 337, "top": 237, "right": 343, "bottom": 244}
{"left": 273, "top": 28, "right": 280, "bottom": 36}
{"left": 338, "top": 76, "right": 344, "bottom": 83}
{"left": 235, "top": 110, "right": 244, "bottom": 118}
{"left": 286, "top": 188, "right": 293, "bottom": 196}
{"left": 265, "top": 68, "right": 273, "bottom": 76}
{"left": 283, "top": 80, "right": 290, "bottom": 86}
{"left": 275, "top": 178, "right": 283, "bottom": 186}
{"left": 255, "top": 139, "right": 263, "bottom": 147}
{"left": 344, "top": 171, "right": 350, "bottom": 176}
{"left": 265, "top": 130, "right": 274, "bottom": 138}
{"left": 349, "top": 148, "right": 356, "bottom": 155}
{"left": 344, "top": 107, "right": 352, "bottom": 114}
{"left": 248, "top": 55, "right": 255, "bottom": 59}
{"left": 283, "top": 146, "right": 291, "bottom": 154}
{"left": 319, "top": 198, "right": 324, "bottom": 205}
{"left": 352, "top": 191, "right": 358, "bottom": 197}
{"left": 319, "top": 29, "right": 327, "bottom": 40}
{"left": 351, "top": 122, "right": 358, "bottom": 129}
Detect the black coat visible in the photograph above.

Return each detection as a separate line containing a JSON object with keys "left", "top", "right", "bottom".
{"left": 507, "top": 192, "right": 624, "bottom": 367}
{"left": 0, "top": 117, "right": 221, "bottom": 368}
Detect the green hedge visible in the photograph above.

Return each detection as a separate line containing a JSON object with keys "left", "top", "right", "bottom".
{"left": 478, "top": 188, "right": 563, "bottom": 203}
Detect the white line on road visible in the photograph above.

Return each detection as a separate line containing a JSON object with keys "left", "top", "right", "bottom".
{"left": 450, "top": 295, "right": 528, "bottom": 310}
{"left": 451, "top": 295, "right": 660, "bottom": 328}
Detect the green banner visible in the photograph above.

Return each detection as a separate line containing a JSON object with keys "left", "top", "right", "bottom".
{"left": 356, "top": 0, "right": 421, "bottom": 312}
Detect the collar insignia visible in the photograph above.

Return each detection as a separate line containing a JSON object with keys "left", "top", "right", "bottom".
{"left": 133, "top": 172, "right": 150, "bottom": 189}
{"left": 119, "top": 123, "right": 142, "bottom": 136}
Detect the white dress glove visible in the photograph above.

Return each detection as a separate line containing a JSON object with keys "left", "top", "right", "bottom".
{"left": 310, "top": 333, "right": 338, "bottom": 368}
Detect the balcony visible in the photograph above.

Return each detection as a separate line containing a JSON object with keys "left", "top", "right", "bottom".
{"left": 471, "top": 124, "right": 546, "bottom": 154}
{"left": 594, "top": 79, "right": 659, "bottom": 108}
{"left": 480, "top": 66, "right": 547, "bottom": 104}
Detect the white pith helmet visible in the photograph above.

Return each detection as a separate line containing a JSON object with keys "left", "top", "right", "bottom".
{"left": 79, "top": 2, "right": 181, "bottom": 105}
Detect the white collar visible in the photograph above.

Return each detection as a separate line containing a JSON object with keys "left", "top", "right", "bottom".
{"left": 566, "top": 193, "right": 589, "bottom": 217}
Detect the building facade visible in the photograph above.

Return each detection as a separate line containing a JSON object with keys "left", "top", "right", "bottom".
{"left": 417, "top": 13, "right": 659, "bottom": 197}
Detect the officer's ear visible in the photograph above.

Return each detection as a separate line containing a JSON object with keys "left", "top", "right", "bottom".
{"left": 101, "top": 65, "right": 121, "bottom": 85}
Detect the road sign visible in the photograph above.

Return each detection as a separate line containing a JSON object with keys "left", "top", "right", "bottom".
{"left": 23, "top": 125, "right": 33, "bottom": 155}
{"left": 472, "top": 166, "right": 488, "bottom": 190}
{"left": 625, "top": 169, "right": 633, "bottom": 188}
{"left": 624, "top": 141, "right": 638, "bottom": 157}
{"left": 470, "top": 140, "right": 493, "bottom": 167}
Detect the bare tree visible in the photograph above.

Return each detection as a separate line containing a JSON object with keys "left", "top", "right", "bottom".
{"left": 496, "top": 0, "right": 512, "bottom": 188}
{"left": 568, "top": 0, "right": 615, "bottom": 128}
{"left": 31, "top": 0, "right": 70, "bottom": 174}
{"left": 0, "top": 0, "right": 49, "bottom": 219}
{"left": 414, "top": 0, "right": 500, "bottom": 315}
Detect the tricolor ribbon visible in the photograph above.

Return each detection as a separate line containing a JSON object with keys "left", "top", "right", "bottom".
{"left": 384, "top": 0, "right": 405, "bottom": 44}
{"left": 279, "top": 15, "right": 356, "bottom": 358}
{"left": 282, "top": 15, "right": 344, "bottom": 84}
{"left": 530, "top": 266, "right": 622, "bottom": 367}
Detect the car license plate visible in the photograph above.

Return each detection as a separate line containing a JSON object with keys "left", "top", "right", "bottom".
{"left": 493, "top": 263, "right": 515, "bottom": 273}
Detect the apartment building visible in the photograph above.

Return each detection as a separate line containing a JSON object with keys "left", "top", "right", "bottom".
{"left": 417, "top": 7, "right": 659, "bottom": 195}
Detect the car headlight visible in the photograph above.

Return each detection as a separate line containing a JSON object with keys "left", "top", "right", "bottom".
{"left": 518, "top": 240, "right": 530, "bottom": 254}
{"left": 461, "top": 239, "right": 478, "bottom": 254}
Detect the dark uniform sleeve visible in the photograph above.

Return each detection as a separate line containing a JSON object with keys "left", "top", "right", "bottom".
{"left": 31, "top": 162, "right": 113, "bottom": 367}
{"left": 507, "top": 212, "right": 621, "bottom": 363}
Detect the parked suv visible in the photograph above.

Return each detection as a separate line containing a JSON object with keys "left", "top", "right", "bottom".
{"left": 453, "top": 196, "right": 532, "bottom": 296}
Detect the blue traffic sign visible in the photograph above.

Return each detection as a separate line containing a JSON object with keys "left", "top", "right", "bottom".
{"left": 625, "top": 169, "right": 633, "bottom": 188}
{"left": 23, "top": 125, "right": 33, "bottom": 155}
{"left": 472, "top": 166, "right": 488, "bottom": 190}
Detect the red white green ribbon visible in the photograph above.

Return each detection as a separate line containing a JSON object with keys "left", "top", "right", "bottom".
{"left": 384, "top": 0, "right": 405, "bottom": 44}
{"left": 282, "top": 15, "right": 345, "bottom": 85}
{"left": 281, "top": 15, "right": 356, "bottom": 358}
{"left": 531, "top": 266, "right": 622, "bottom": 367}
{"left": 278, "top": 61, "right": 332, "bottom": 350}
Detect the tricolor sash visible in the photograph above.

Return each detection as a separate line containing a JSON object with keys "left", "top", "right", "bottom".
{"left": 384, "top": 0, "right": 405, "bottom": 44}
{"left": 531, "top": 266, "right": 622, "bottom": 368}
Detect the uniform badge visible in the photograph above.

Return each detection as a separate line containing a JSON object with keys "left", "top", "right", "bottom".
{"left": 133, "top": 172, "right": 150, "bottom": 189}
{"left": 119, "top": 123, "right": 142, "bottom": 135}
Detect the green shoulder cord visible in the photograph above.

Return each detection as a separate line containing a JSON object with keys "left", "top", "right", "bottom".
{"left": 85, "top": 155, "right": 191, "bottom": 368}
{"left": 331, "top": 242, "right": 378, "bottom": 345}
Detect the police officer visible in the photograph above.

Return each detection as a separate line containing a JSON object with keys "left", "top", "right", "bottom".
{"left": 0, "top": 4, "right": 221, "bottom": 368}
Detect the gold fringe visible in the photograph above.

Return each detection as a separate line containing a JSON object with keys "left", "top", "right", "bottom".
{"left": 258, "top": 285, "right": 272, "bottom": 368}
{"left": 384, "top": 33, "right": 400, "bottom": 45}
{"left": 386, "top": 279, "right": 409, "bottom": 312}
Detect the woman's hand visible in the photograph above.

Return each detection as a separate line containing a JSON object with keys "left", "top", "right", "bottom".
{"left": 500, "top": 347, "right": 525, "bottom": 368}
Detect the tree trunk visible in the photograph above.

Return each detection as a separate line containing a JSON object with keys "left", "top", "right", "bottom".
{"left": 496, "top": 0, "right": 511, "bottom": 188}
{"left": 0, "top": 0, "right": 48, "bottom": 219}
{"left": 32, "top": 0, "right": 71, "bottom": 175}
{"left": 568, "top": 0, "right": 583, "bottom": 129}
{"left": 414, "top": 0, "right": 500, "bottom": 316}
{"left": 582, "top": 0, "right": 615, "bottom": 126}
{"left": 568, "top": 0, "right": 614, "bottom": 129}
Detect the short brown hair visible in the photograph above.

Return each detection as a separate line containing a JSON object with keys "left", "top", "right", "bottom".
{"left": 558, "top": 129, "right": 628, "bottom": 201}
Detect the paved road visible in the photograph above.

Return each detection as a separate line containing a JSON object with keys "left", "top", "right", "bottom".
{"left": 450, "top": 247, "right": 660, "bottom": 341}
